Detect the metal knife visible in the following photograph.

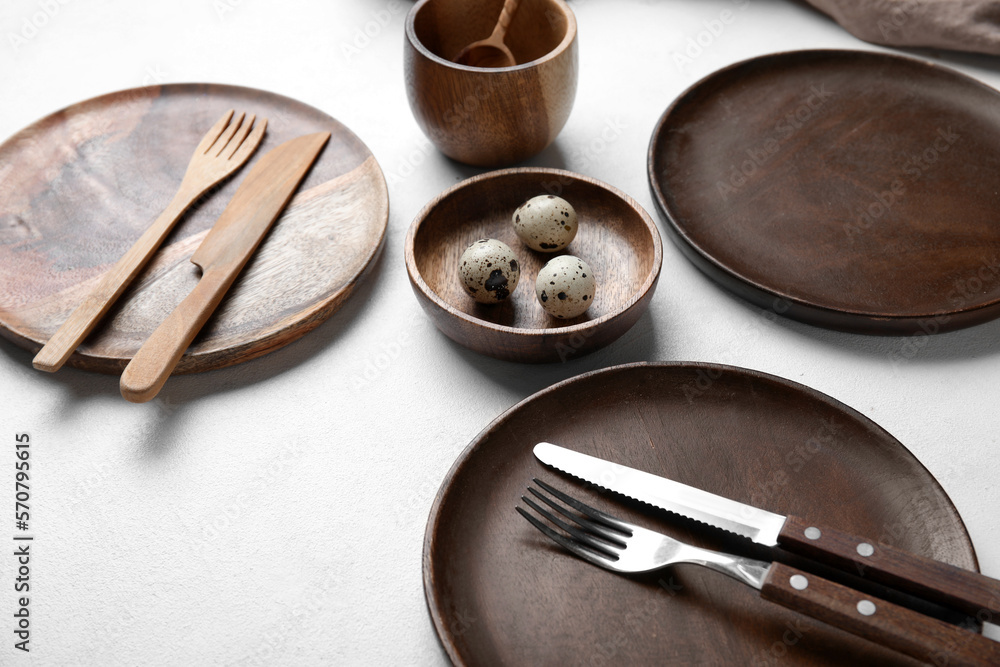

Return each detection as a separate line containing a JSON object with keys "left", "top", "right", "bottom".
{"left": 119, "top": 132, "right": 330, "bottom": 403}
{"left": 534, "top": 442, "right": 1000, "bottom": 618}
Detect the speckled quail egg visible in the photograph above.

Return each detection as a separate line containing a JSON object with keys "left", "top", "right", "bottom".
{"left": 459, "top": 238, "right": 520, "bottom": 304}
{"left": 512, "top": 195, "right": 578, "bottom": 252}
{"left": 535, "top": 255, "right": 595, "bottom": 319}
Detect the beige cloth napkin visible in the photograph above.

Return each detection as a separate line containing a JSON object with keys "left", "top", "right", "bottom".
{"left": 806, "top": 0, "right": 1000, "bottom": 55}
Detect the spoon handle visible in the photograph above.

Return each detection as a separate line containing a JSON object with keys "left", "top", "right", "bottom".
{"left": 492, "top": 0, "right": 520, "bottom": 40}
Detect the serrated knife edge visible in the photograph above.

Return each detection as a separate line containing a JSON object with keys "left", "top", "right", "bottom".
{"left": 533, "top": 442, "right": 787, "bottom": 546}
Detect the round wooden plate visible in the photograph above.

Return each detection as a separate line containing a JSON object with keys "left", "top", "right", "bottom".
{"left": 0, "top": 84, "right": 388, "bottom": 374}
{"left": 648, "top": 50, "right": 1000, "bottom": 335}
{"left": 424, "top": 362, "right": 979, "bottom": 665}
{"left": 405, "top": 168, "right": 662, "bottom": 362}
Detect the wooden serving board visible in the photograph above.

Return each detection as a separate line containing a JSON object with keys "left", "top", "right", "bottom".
{"left": 0, "top": 84, "right": 388, "bottom": 374}
{"left": 425, "top": 362, "right": 980, "bottom": 665}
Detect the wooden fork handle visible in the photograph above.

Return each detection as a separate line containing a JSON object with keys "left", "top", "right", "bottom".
{"left": 32, "top": 186, "right": 197, "bottom": 373}
{"left": 779, "top": 515, "right": 1000, "bottom": 618}
{"left": 119, "top": 267, "right": 235, "bottom": 403}
{"left": 762, "top": 562, "right": 1000, "bottom": 666}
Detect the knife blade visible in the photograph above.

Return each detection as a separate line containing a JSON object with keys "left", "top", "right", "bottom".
{"left": 119, "top": 131, "right": 330, "bottom": 403}
{"left": 534, "top": 442, "right": 1000, "bottom": 618}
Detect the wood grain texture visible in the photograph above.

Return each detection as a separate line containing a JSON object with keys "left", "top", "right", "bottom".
{"left": 424, "top": 362, "right": 981, "bottom": 666}
{"left": 119, "top": 132, "right": 330, "bottom": 403}
{"left": 779, "top": 514, "right": 1000, "bottom": 619}
{"left": 648, "top": 49, "right": 1000, "bottom": 334}
{"left": 761, "top": 563, "right": 1000, "bottom": 667}
{"left": 0, "top": 84, "right": 388, "bottom": 374}
{"left": 404, "top": 168, "right": 662, "bottom": 362}
{"left": 31, "top": 110, "right": 267, "bottom": 373}
{"left": 404, "top": 0, "right": 577, "bottom": 166}
{"left": 453, "top": 0, "right": 521, "bottom": 67}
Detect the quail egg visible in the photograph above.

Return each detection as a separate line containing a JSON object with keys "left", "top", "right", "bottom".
{"left": 535, "top": 255, "right": 595, "bottom": 319}
{"left": 459, "top": 238, "right": 520, "bottom": 304}
{"left": 512, "top": 195, "right": 578, "bottom": 252}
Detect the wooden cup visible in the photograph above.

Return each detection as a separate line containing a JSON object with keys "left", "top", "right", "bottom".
{"left": 404, "top": 0, "right": 578, "bottom": 167}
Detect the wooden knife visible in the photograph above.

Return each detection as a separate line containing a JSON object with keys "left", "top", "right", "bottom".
{"left": 119, "top": 131, "right": 330, "bottom": 403}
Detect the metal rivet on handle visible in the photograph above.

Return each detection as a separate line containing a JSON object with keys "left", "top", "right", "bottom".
{"left": 856, "top": 542, "right": 875, "bottom": 557}
{"left": 857, "top": 600, "right": 876, "bottom": 616}
{"left": 804, "top": 527, "right": 821, "bottom": 540}
{"left": 790, "top": 575, "right": 809, "bottom": 591}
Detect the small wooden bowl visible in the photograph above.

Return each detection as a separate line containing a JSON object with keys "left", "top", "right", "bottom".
{"left": 405, "top": 168, "right": 663, "bottom": 362}
{"left": 404, "top": 0, "right": 578, "bottom": 167}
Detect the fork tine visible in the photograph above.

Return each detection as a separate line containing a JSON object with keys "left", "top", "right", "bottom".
{"left": 195, "top": 110, "right": 235, "bottom": 155}
{"left": 516, "top": 507, "right": 620, "bottom": 569}
{"left": 229, "top": 118, "right": 268, "bottom": 164}
{"left": 221, "top": 113, "right": 257, "bottom": 160}
{"left": 533, "top": 478, "right": 635, "bottom": 533}
{"left": 521, "top": 495, "right": 622, "bottom": 559}
{"left": 527, "top": 487, "right": 628, "bottom": 545}
{"left": 207, "top": 111, "right": 245, "bottom": 156}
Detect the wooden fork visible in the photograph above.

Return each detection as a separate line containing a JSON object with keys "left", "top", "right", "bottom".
{"left": 32, "top": 110, "right": 267, "bottom": 373}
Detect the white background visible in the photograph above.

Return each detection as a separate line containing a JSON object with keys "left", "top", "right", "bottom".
{"left": 1, "top": 0, "right": 999, "bottom": 664}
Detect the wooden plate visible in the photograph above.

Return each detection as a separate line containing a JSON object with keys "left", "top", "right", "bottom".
{"left": 424, "top": 362, "right": 979, "bottom": 665}
{"left": 648, "top": 50, "right": 1000, "bottom": 335}
{"left": 405, "top": 168, "right": 662, "bottom": 362}
{"left": 0, "top": 83, "right": 388, "bottom": 373}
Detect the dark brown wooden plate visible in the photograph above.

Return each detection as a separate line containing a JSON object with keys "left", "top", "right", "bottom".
{"left": 405, "top": 168, "right": 662, "bottom": 362}
{"left": 424, "top": 362, "right": 979, "bottom": 665}
{"left": 648, "top": 50, "right": 1000, "bottom": 335}
{"left": 0, "top": 83, "right": 388, "bottom": 374}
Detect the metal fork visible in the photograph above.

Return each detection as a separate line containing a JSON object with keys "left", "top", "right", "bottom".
{"left": 33, "top": 110, "right": 267, "bottom": 373}
{"left": 518, "top": 479, "right": 1000, "bottom": 667}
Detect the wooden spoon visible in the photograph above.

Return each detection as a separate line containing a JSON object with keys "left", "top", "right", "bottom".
{"left": 453, "top": 0, "right": 521, "bottom": 68}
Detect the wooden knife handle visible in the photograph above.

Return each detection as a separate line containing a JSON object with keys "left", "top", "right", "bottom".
{"left": 120, "top": 268, "right": 235, "bottom": 403}
{"left": 779, "top": 515, "right": 1000, "bottom": 619}
{"left": 761, "top": 562, "right": 1000, "bottom": 666}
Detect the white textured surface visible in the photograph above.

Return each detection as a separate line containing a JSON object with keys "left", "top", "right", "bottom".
{"left": 1, "top": 0, "right": 999, "bottom": 664}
